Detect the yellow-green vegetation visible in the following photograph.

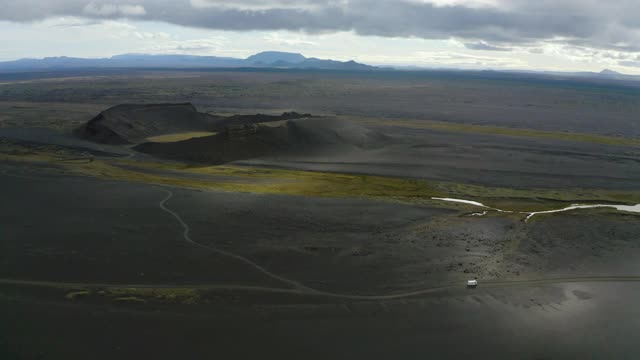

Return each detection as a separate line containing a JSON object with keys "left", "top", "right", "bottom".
{"left": 147, "top": 131, "right": 217, "bottom": 143}
{"left": 104, "top": 287, "right": 200, "bottom": 304}
{"left": 430, "top": 181, "right": 640, "bottom": 212}
{"left": 3, "top": 142, "right": 640, "bottom": 213}
{"left": 65, "top": 290, "right": 91, "bottom": 301}
{"left": 349, "top": 116, "right": 640, "bottom": 146}
{"left": 110, "top": 159, "right": 640, "bottom": 211}
{"left": 113, "top": 297, "right": 146, "bottom": 304}
{"left": 105, "top": 287, "right": 197, "bottom": 297}
{"left": 47, "top": 286, "right": 204, "bottom": 305}
{"left": 111, "top": 158, "right": 444, "bottom": 199}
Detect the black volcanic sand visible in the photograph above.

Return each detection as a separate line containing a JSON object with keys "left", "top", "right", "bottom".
{"left": 521, "top": 212, "right": 640, "bottom": 276}
{"left": 0, "top": 127, "right": 132, "bottom": 156}
{"left": 168, "top": 188, "right": 640, "bottom": 292}
{"left": 2, "top": 71, "right": 640, "bottom": 359}
{"left": 2, "top": 282, "right": 640, "bottom": 359}
{"left": 239, "top": 124, "right": 640, "bottom": 190}
{"left": 131, "top": 116, "right": 640, "bottom": 190}
{"left": 2, "top": 163, "right": 640, "bottom": 294}
{"left": 3, "top": 69, "right": 640, "bottom": 137}
{"left": 0, "top": 164, "right": 457, "bottom": 290}
{"left": 0, "top": 165, "right": 282, "bottom": 287}
{"left": 3, "top": 163, "right": 640, "bottom": 359}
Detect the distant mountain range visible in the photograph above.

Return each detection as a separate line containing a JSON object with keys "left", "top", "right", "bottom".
{"left": 0, "top": 51, "right": 376, "bottom": 72}
{"left": 390, "top": 65, "right": 639, "bottom": 81}
{"left": 1, "top": 51, "right": 638, "bottom": 83}
{"left": 587, "top": 69, "right": 639, "bottom": 81}
{"left": 515, "top": 68, "right": 640, "bottom": 82}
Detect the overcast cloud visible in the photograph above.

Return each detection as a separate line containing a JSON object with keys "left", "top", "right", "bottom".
{"left": 1, "top": 0, "right": 639, "bottom": 52}
{"left": 1, "top": 0, "right": 639, "bottom": 72}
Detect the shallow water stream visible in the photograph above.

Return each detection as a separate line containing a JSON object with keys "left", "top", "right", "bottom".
{"left": 432, "top": 197, "right": 640, "bottom": 222}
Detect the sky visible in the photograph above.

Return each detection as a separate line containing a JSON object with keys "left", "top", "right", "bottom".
{"left": 1, "top": 0, "right": 640, "bottom": 73}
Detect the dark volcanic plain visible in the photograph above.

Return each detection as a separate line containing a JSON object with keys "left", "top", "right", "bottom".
{"left": 1, "top": 68, "right": 640, "bottom": 359}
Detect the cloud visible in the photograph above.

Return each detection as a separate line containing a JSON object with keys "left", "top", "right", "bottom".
{"left": 415, "top": 51, "right": 527, "bottom": 68}
{"left": 133, "top": 31, "right": 170, "bottom": 40}
{"left": 48, "top": 17, "right": 103, "bottom": 28}
{"left": 189, "top": 0, "right": 326, "bottom": 11}
{"left": 43, "top": 17, "right": 140, "bottom": 38}
{"left": 264, "top": 33, "right": 318, "bottom": 46}
{"left": 527, "top": 48, "right": 544, "bottom": 54}
{"left": 464, "top": 42, "right": 511, "bottom": 51}
{"left": 1, "top": 0, "right": 640, "bottom": 54}
{"left": 83, "top": 2, "right": 146, "bottom": 17}
{"left": 141, "top": 37, "right": 229, "bottom": 54}
{"left": 619, "top": 61, "right": 640, "bottom": 67}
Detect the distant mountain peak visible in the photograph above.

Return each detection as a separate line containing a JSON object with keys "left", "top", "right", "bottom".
{"left": 246, "top": 51, "right": 307, "bottom": 64}
{"left": 600, "top": 69, "right": 622, "bottom": 76}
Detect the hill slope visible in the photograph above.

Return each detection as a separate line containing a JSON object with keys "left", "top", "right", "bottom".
{"left": 75, "top": 103, "right": 313, "bottom": 145}
{"left": 75, "top": 103, "right": 222, "bottom": 144}
{"left": 134, "top": 117, "right": 389, "bottom": 164}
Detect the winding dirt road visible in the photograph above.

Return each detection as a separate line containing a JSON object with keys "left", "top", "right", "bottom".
{"left": 154, "top": 188, "right": 640, "bottom": 301}
{"left": 159, "top": 189, "right": 314, "bottom": 291}
{"left": 3, "top": 169, "right": 640, "bottom": 302}
{"left": 2, "top": 276, "right": 640, "bottom": 301}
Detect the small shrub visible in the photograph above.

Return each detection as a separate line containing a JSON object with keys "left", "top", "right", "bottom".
{"left": 65, "top": 290, "right": 90, "bottom": 301}
{"left": 113, "top": 297, "right": 146, "bottom": 304}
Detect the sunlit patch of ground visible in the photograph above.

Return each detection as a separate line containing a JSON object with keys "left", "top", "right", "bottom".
{"left": 349, "top": 116, "right": 640, "bottom": 146}
{"left": 146, "top": 132, "right": 218, "bottom": 143}
{"left": 2, "top": 141, "right": 640, "bottom": 216}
